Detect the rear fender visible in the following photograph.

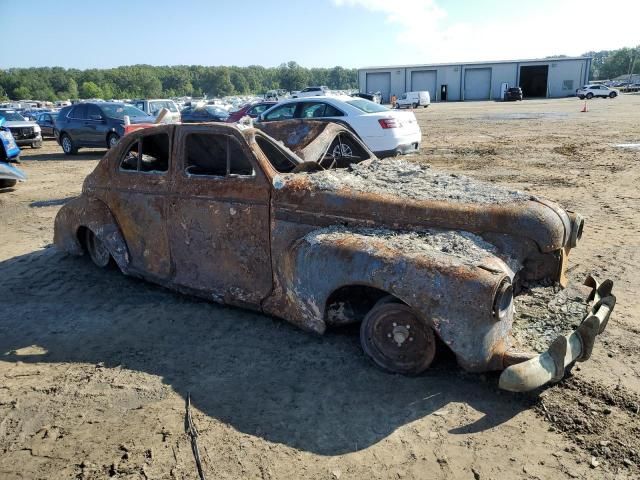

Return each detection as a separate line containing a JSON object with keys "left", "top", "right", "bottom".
{"left": 53, "top": 195, "right": 130, "bottom": 271}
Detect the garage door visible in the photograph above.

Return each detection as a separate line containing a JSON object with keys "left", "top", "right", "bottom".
{"left": 464, "top": 68, "right": 491, "bottom": 100}
{"left": 410, "top": 70, "right": 437, "bottom": 100}
{"left": 366, "top": 72, "right": 391, "bottom": 103}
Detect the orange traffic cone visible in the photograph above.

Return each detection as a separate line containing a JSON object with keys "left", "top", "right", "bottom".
{"left": 581, "top": 101, "right": 588, "bottom": 113}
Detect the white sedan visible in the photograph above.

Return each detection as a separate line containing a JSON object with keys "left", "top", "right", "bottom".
{"left": 257, "top": 96, "right": 421, "bottom": 158}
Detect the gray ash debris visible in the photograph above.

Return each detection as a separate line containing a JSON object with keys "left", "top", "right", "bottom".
{"left": 512, "top": 281, "right": 590, "bottom": 352}
{"left": 294, "top": 158, "right": 532, "bottom": 204}
{"left": 305, "top": 226, "right": 506, "bottom": 266}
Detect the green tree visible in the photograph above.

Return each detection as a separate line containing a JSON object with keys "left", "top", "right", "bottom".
{"left": 80, "top": 81, "right": 103, "bottom": 99}
{"left": 13, "top": 86, "right": 31, "bottom": 99}
{"left": 599, "top": 47, "right": 640, "bottom": 79}
{"left": 67, "top": 78, "right": 79, "bottom": 99}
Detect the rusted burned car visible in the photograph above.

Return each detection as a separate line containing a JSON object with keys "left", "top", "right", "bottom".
{"left": 54, "top": 120, "right": 615, "bottom": 392}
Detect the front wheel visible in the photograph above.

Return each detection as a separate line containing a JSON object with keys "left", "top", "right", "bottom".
{"left": 60, "top": 134, "right": 77, "bottom": 155}
{"left": 412, "top": 103, "right": 418, "bottom": 109}
{"left": 0, "top": 179, "right": 17, "bottom": 188}
{"left": 360, "top": 301, "right": 436, "bottom": 375}
{"left": 578, "top": 95, "right": 585, "bottom": 99}
{"left": 609, "top": 92, "right": 617, "bottom": 98}
{"left": 107, "top": 133, "right": 120, "bottom": 149}
{"left": 85, "top": 229, "right": 111, "bottom": 268}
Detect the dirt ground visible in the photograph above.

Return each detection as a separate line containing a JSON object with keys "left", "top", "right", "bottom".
{"left": 1, "top": 95, "right": 639, "bottom": 480}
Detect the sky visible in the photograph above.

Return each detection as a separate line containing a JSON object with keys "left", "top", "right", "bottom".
{"left": 1, "top": 0, "right": 638, "bottom": 69}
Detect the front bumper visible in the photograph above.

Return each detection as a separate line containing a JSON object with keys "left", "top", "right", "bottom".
{"left": 499, "top": 275, "right": 615, "bottom": 392}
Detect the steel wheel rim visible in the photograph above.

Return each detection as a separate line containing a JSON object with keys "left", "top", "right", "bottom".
{"left": 87, "top": 231, "right": 110, "bottom": 267}
{"left": 361, "top": 303, "right": 436, "bottom": 374}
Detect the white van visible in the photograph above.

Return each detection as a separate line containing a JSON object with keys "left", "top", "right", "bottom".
{"left": 395, "top": 91, "right": 430, "bottom": 109}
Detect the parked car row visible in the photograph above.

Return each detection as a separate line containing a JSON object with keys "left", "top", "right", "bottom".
{"left": 8, "top": 91, "right": 423, "bottom": 160}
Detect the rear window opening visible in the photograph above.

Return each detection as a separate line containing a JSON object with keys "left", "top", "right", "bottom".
{"left": 254, "top": 132, "right": 370, "bottom": 174}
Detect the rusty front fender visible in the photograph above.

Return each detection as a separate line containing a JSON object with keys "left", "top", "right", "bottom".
{"left": 267, "top": 226, "right": 519, "bottom": 372}
{"left": 53, "top": 195, "right": 130, "bottom": 271}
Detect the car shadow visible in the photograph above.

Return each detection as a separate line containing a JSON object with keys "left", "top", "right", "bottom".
{"left": 30, "top": 197, "right": 77, "bottom": 208}
{"left": 21, "top": 150, "right": 105, "bottom": 162}
{"left": 0, "top": 248, "right": 537, "bottom": 456}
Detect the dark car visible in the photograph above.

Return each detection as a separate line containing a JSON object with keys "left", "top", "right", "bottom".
{"left": 180, "top": 105, "right": 229, "bottom": 123}
{"left": 225, "top": 101, "right": 277, "bottom": 123}
{"left": 505, "top": 87, "right": 523, "bottom": 101}
{"left": 36, "top": 112, "right": 58, "bottom": 138}
{"left": 56, "top": 102, "right": 155, "bottom": 155}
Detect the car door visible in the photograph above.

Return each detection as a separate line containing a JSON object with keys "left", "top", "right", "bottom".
{"left": 106, "top": 128, "right": 173, "bottom": 280}
{"left": 86, "top": 104, "right": 108, "bottom": 146}
{"left": 38, "top": 114, "right": 53, "bottom": 136}
{"left": 67, "top": 104, "right": 88, "bottom": 144}
{"left": 167, "top": 125, "right": 272, "bottom": 308}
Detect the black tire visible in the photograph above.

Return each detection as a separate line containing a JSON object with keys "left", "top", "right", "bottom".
{"left": 31, "top": 140, "right": 42, "bottom": 149}
{"left": 60, "top": 134, "right": 77, "bottom": 155}
{"left": 107, "top": 133, "right": 120, "bottom": 149}
{"left": 412, "top": 103, "right": 418, "bottom": 109}
{"left": 586, "top": 93, "right": 594, "bottom": 99}
{"left": 85, "top": 229, "right": 111, "bottom": 268}
{"left": 578, "top": 95, "right": 585, "bottom": 99}
{"left": 0, "top": 179, "right": 17, "bottom": 188}
{"left": 609, "top": 92, "right": 617, "bottom": 98}
{"left": 360, "top": 301, "right": 436, "bottom": 375}
{"left": 394, "top": 103, "right": 399, "bottom": 109}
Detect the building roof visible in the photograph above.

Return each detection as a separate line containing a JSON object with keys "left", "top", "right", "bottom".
{"left": 359, "top": 56, "right": 591, "bottom": 71}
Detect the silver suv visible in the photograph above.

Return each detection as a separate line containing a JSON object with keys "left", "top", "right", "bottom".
{"left": 132, "top": 99, "right": 181, "bottom": 123}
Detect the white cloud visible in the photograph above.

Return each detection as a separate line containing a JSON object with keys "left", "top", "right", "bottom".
{"left": 333, "top": 0, "right": 640, "bottom": 64}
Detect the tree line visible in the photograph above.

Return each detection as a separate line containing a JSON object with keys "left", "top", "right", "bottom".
{"left": 0, "top": 62, "right": 358, "bottom": 101}
{"left": 586, "top": 46, "right": 639, "bottom": 80}
{"left": 1, "top": 45, "right": 638, "bottom": 102}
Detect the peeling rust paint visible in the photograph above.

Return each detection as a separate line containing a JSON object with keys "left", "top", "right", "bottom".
{"left": 53, "top": 120, "right": 607, "bottom": 381}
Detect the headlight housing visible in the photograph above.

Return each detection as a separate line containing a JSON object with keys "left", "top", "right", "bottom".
{"left": 33, "top": 124, "right": 41, "bottom": 132}
{"left": 493, "top": 278, "right": 513, "bottom": 321}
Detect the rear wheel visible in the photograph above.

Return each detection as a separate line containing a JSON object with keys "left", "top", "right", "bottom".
{"left": 412, "top": 103, "right": 418, "bottom": 109}
{"left": 85, "top": 229, "right": 111, "bottom": 268}
{"left": 360, "top": 300, "right": 436, "bottom": 375}
{"left": 0, "top": 179, "right": 17, "bottom": 188}
{"left": 609, "top": 92, "right": 617, "bottom": 98}
{"left": 586, "top": 92, "right": 594, "bottom": 99}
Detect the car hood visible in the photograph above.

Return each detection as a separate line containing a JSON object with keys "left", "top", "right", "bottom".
{"left": 271, "top": 158, "right": 572, "bottom": 253}
{"left": 3, "top": 121, "right": 37, "bottom": 128}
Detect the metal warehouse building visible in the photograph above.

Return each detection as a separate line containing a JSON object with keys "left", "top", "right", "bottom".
{"left": 358, "top": 57, "right": 591, "bottom": 103}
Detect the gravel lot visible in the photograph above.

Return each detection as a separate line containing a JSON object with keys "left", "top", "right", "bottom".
{"left": 1, "top": 95, "right": 639, "bottom": 479}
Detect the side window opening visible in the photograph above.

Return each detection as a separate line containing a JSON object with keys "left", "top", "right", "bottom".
{"left": 119, "top": 133, "right": 169, "bottom": 173}
{"left": 140, "top": 134, "right": 169, "bottom": 172}
{"left": 185, "top": 133, "right": 254, "bottom": 177}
